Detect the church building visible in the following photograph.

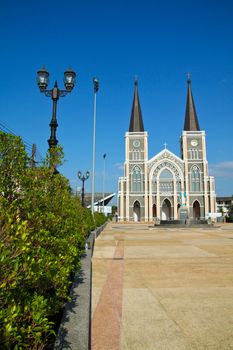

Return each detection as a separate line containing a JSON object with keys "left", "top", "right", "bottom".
{"left": 118, "top": 79, "right": 216, "bottom": 222}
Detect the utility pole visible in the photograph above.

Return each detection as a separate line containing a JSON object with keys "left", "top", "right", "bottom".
{"left": 91, "top": 78, "right": 99, "bottom": 216}
{"left": 102, "top": 153, "right": 106, "bottom": 213}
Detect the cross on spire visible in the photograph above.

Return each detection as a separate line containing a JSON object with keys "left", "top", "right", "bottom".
{"left": 163, "top": 142, "right": 167, "bottom": 149}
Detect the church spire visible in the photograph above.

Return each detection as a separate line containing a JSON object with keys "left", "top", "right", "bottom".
{"left": 184, "top": 78, "right": 200, "bottom": 131}
{"left": 129, "top": 79, "right": 144, "bottom": 132}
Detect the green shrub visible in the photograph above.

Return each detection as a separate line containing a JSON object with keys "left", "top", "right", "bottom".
{"left": 226, "top": 215, "right": 233, "bottom": 223}
{"left": 0, "top": 132, "right": 93, "bottom": 349}
{"left": 82, "top": 207, "right": 95, "bottom": 232}
{"left": 94, "top": 212, "right": 108, "bottom": 227}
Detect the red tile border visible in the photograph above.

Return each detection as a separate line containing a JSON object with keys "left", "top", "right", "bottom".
{"left": 92, "top": 241, "right": 124, "bottom": 350}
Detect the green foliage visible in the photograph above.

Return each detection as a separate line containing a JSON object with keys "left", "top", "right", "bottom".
{"left": 0, "top": 132, "right": 94, "bottom": 349}
{"left": 226, "top": 215, "right": 233, "bottom": 223}
{"left": 226, "top": 196, "right": 233, "bottom": 222}
{"left": 94, "top": 212, "right": 108, "bottom": 227}
{"left": 107, "top": 205, "right": 118, "bottom": 220}
{"left": 111, "top": 205, "right": 118, "bottom": 215}
{"left": 83, "top": 207, "right": 95, "bottom": 232}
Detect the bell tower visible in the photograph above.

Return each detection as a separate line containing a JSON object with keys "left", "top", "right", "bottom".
{"left": 118, "top": 80, "right": 148, "bottom": 221}
{"left": 180, "top": 78, "right": 215, "bottom": 218}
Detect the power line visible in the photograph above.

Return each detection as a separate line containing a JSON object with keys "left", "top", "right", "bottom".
{"left": 0, "top": 121, "right": 32, "bottom": 149}
{"left": 0, "top": 119, "right": 45, "bottom": 163}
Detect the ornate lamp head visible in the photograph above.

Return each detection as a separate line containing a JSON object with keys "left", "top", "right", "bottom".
{"left": 64, "top": 67, "right": 76, "bottom": 91}
{"left": 37, "top": 66, "right": 49, "bottom": 91}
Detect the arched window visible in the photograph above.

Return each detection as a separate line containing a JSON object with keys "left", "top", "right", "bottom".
{"left": 132, "top": 166, "right": 141, "bottom": 192}
{"left": 191, "top": 166, "right": 200, "bottom": 192}
{"left": 189, "top": 148, "right": 199, "bottom": 160}
{"left": 132, "top": 149, "right": 140, "bottom": 160}
{"left": 159, "top": 169, "right": 173, "bottom": 194}
{"left": 160, "top": 169, "right": 173, "bottom": 179}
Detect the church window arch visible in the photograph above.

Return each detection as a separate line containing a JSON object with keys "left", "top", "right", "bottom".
{"left": 132, "top": 149, "right": 140, "bottom": 160}
{"left": 160, "top": 169, "right": 173, "bottom": 179}
{"left": 132, "top": 166, "right": 142, "bottom": 192}
{"left": 191, "top": 165, "right": 201, "bottom": 192}
{"left": 150, "top": 160, "right": 183, "bottom": 182}
{"left": 159, "top": 168, "right": 174, "bottom": 194}
{"left": 150, "top": 160, "right": 184, "bottom": 198}
{"left": 189, "top": 148, "right": 199, "bottom": 160}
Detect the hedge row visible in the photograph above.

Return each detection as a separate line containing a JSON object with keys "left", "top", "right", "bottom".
{"left": 0, "top": 132, "right": 97, "bottom": 349}
{"left": 94, "top": 212, "right": 108, "bottom": 227}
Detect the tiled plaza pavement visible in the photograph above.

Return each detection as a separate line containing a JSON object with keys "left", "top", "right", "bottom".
{"left": 91, "top": 222, "right": 233, "bottom": 350}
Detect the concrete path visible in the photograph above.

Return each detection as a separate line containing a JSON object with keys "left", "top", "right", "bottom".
{"left": 91, "top": 222, "right": 233, "bottom": 350}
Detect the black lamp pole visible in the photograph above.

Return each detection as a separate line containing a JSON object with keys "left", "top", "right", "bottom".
{"left": 37, "top": 67, "right": 76, "bottom": 149}
{"left": 78, "top": 171, "right": 90, "bottom": 207}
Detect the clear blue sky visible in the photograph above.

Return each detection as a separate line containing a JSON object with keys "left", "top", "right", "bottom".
{"left": 0, "top": 0, "right": 233, "bottom": 200}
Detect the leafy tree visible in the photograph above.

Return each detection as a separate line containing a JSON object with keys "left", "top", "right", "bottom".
{"left": 0, "top": 132, "right": 94, "bottom": 349}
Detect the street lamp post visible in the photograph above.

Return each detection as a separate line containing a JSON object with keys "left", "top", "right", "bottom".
{"left": 102, "top": 153, "right": 106, "bottom": 214}
{"left": 78, "top": 171, "right": 90, "bottom": 207}
{"left": 91, "top": 78, "right": 99, "bottom": 216}
{"left": 37, "top": 67, "right": 76, "bottom": 149}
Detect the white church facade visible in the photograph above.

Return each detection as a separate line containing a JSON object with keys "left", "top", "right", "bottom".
{"left": 118, "top": 79, "right": 216, "bottom": 222}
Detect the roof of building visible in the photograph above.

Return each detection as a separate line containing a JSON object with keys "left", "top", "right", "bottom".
{"left": 184, "top": 79, "right": 200, "bottom": 131}
{"left": 129, "top": 80, "right": 144, "bottom": 132}
{"left": 216, "top": 196, "right": 233, "bottom": 202}
{"left": 83, "top": 192, "right": 116, "bottom": 207}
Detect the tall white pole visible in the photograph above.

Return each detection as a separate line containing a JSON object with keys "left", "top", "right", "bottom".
{"left": 102, "top": 154, "right": 106, "bottom": 213}
{"left": 91, "top": 78, "right": 99, "bottom": 216}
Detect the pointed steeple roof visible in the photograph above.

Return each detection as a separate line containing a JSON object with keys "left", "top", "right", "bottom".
{"left": 184, "top": 79, "right": 200, "bottom": 131}
{"left": 129, "top": 80, "right": 144, "bottom": 132}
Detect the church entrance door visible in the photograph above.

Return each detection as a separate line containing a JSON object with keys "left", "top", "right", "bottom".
{"left": 193, "top": 200, "right": 200, "bottom": 219}
{"left": 161, "top": 199, "right": 172, "bottom": 220}
{"left": 133, "top": 201, "right": 141, "bottom": 222}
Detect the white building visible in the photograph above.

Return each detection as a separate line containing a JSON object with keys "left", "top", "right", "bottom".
{"left": 118, "top": 79, "right": 216, "bottom": 222}
{"left": 216, "top": 197, "right": 233, "bottom": 217}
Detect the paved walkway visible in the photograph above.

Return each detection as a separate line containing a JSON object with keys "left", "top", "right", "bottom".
{"left": 91, "top": 222, "right": 233, "bottom": 350}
